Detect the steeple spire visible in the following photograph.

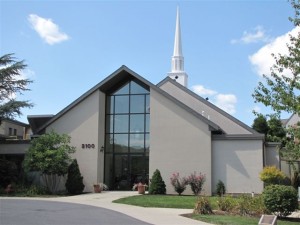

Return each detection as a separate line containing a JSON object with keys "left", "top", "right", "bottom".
{"left": 168, "top": 6, "right": 188, "bottom": 87}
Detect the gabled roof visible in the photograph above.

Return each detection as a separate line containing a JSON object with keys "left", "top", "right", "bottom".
{"left": 33, "top": 65, "right": 222, "bottom": 134}
{"left": 157, "top": 76, "right": 260, "bottom": 135}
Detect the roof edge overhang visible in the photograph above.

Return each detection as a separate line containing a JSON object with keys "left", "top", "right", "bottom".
{"left": 35, "top": 65, "right": 156, "bottom": 134}
{"left": 151, "top": 85, "right": 223, "bottom": 133}
{"left": 212, "top": 134, "right": 265, "bottom": 141}
{"left": 158, "top": 77, "right": 259, "bottom": 135}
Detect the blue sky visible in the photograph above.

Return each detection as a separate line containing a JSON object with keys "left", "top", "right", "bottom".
{"left": 0, "top": 0, "right": 296, "bottom": 126}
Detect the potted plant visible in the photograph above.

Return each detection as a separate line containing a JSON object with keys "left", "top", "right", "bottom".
{"left": 93, "top": 183, "right": 102, "bottom": 193}
{"left": 132, "top": 183, "right": 147, "bottom": 194}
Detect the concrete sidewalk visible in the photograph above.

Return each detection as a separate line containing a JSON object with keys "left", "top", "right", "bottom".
{"left": 2, "top": 192, "right": 212, "bottom": 225}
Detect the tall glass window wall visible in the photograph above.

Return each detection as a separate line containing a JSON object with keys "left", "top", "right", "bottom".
{"left": 104, "top": 80, "right": 150, "bottom": 190}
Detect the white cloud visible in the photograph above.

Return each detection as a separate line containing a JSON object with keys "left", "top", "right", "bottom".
{"left": 249, "top": 26, "right": 300, "bottom": 77}
{"left": 191, "top": 85, "right": 217, "bottom": 96}
{"left": 192, "top": 85, "right": 237, "bottom": 115}
{"left": 28, "top": 14, "right": 69, "bottom": 45}
{"left": 215, "top": 94, "right": 237, "bottom": 115}
{"left": 231, "top": 26, "right": 270, "bottom": 44}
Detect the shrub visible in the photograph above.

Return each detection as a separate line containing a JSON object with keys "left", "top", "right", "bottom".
{"left": 65, "top": 159, "right": 85, "bottom": 195}
{"left": 259, "top": 166, "right": 286, "bottom": 185}
{"left": 186, "top": 172, "right": 206, "bottom": 195}
{"left": 217, "top": 196, "right": 237, "bottom": 212}
{"left": 0, "top": 159, "right": 18, "bottom": 188}
{"left": 149, "top": 169, "right": 166, "bottom": 195}
{"left": 237, "top": 194, "right": 266, "bottom": 216}
{"left": 194, "top": 196, "right": 213, "bottom": 214}
{"left": 216, "top": 180, "right": 226, "bottom": 196}
{"left": 170, "top": 172, "right": 188, "bottom": 195}
{"left": 263, "top": 184, "right": 298, "bottom": 217}
{"left": 25, "top": 185, "right": 49, "bottom": 196}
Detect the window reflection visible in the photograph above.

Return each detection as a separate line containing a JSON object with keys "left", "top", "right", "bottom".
{"left": 130, "top": 114, "right": 144, "bottom": 133}
{"left": 114, "top": 115, "right": 129, "bottom": 133}
{"left": 114, "top": 134, "right": 128, "bottom": 153}
{"left": 115, "top": 95, "right": 129, "bottom": 113}
{"left": 130, "top": 95, "right": 145, "bottom": 113}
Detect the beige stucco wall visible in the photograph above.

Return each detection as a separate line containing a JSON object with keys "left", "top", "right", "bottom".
{"left": 150, "top": 88, "right": 212, "bottom": 195}
{"left": 159, "top": 81, "right": 252, "bottom": 135}
{"left": 0, "top": 120, "right": 26, "bottom": 139}
{"left": 46, "top": 90, "right": 105, "bottom": 192}
{"left": 212, "top": 138, "right": 264, "bottom": 194}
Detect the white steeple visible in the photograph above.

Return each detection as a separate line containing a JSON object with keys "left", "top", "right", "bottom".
{"left": 168, "top": 7, "right": 188, "bottom": 87}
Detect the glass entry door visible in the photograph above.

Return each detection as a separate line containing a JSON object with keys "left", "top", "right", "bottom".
{"left": 113, "top": 154, "right": 148, "bottom": 190}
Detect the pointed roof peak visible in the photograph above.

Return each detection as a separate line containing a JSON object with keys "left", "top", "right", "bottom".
{"left": 173, "top": 6, "right": 182, "bottom": 57}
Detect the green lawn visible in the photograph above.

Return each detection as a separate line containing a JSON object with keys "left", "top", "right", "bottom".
{"left": 113, "top": 195, "right": 199, "bottom": 208}
{"left": 113, "top": 194, "right": 299, "bottom": 225}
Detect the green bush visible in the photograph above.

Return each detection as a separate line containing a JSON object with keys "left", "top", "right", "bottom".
{"left": 0, "top": 159, "right": 18, "bottom": 188}
{"left": 217, "top": 196, "right": 237, "bottom": 212}
{"left": 263, "top": 184, "right": 298, "bottom": 217}
{"left": 216, "top": 180, "right": 226, "bottom": 196}
{"left": 65, "top": 159, "right": 85, "bottom": 195}
{"left": 238, "top": 194, "right": 266, "bottom": 216}
{"left": 149, "top": 169, "right": 166, "bottom": 195}
{"left": 194, "top": 196, "right": 213, "bottom": 214}
{"left": 25, "top": 185, "right": 49, "bottom": 196}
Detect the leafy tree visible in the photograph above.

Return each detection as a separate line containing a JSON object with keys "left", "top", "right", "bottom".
{"left": 65, "top": 159, "right": 85, "bottom": 195}
{"left": 0, "top": 54, "right": 33, "bottom": 121}
{"left": 149, "top": 169, "right": 166, "bottom": 195}
{"left": 252, "top": 0, "right": 300, "bottom": 162}
{"left": 252, "top": 114, "right": 269, "bottom": 136}
{"left": 24, "top": 131, "right": 76, "bottom": 193}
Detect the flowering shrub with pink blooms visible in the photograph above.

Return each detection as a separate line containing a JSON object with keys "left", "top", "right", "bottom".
{"left": 186, "top": 172, "right": 206, "bottom": 195}
{"left": 170, "top": 172, "right": 188, "bottom": 195}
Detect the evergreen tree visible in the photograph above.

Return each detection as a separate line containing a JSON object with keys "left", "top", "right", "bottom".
{"left": 252, "top": 114, "right": 269, "bottom": 136}
{"left": 65, "top": 159, "right": 85, "bottom": 195}
{"left": 0, "top": 54, "right": 33, "bottom": 121}
{"left": 149, "top": 169, "right": 166, "bottom": 195}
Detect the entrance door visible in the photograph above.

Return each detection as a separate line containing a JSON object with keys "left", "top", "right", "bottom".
{"left": 113, "top": 154, "right": 148, "bottom": 190}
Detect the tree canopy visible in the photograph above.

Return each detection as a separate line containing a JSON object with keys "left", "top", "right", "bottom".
{"left": 24, "top": 131, "right": 76, "bottom": 193}
{"left": 252, "top": 0, "right": 300, "bottom": 162}
{"left": 0, "top": 53, "right": 33, "bottom": 120}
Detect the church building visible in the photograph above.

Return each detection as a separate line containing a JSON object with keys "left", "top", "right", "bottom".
{"left": 27, "top": 8, "right": 273, "bottom": 195}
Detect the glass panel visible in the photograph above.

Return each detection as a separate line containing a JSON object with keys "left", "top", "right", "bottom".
{"left": 104, "top": 154, "right": 113, "bottom": 190}
{"left": 114, "top": 134, "right": 128, "bottom": 153}
{"left": 114, "top": 82, "right": 129, "bottom": 95}
{"left": 105, "top": 115, "right": 114, "bottom": 133}
{"left": 114, "top": 115, "right": 129, "bottom": 133}
{"left": 115, "top": 95, "right": 129, "bottom": 113}
{"left": 130, "top": 155, "right": 148, "bottom": 184}
{"left": 130, "top": 133, "right": 144, "bottom": 153}
{"left": 106, "top": 96, "right": 114, "bottom": 113}
{"left": 130, "top": 114, "right": 144, "bottom": 133}
{"left": 145, "top": 134, "right": 149, "bottom": 152}
{"left": 145, "top": 114, "right": 150, "bottom": 132}
{"left": 130, "top": 95, "right": 145, "bottom": 113}
{"left": 105, "top": 134, "right": 113, "bottom": 153}
{"left": 114, "top": 155, "right": 130, "bottom": 190}
{"left": 130, "top": 80, "right": 149, "bottom": 94}
{"left": 145, "top": 95, "right": 150, "bottom": 113}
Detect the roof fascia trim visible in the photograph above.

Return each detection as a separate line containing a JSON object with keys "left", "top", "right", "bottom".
{"left": 151, "top": 86, "right": 222, "bottom": 132}
{"left": 160, "top": 78, "right": 259, "bottom": 134}
{"left": 212, "top": 134, "right": 265, "bottom": 140}
{"left": 36, "top": 66, "right": 155, "bottom": 133}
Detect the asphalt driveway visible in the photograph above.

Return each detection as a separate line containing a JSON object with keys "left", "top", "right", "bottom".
{"left": 0, "top": 199, "right": 152, "bottom": 225}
